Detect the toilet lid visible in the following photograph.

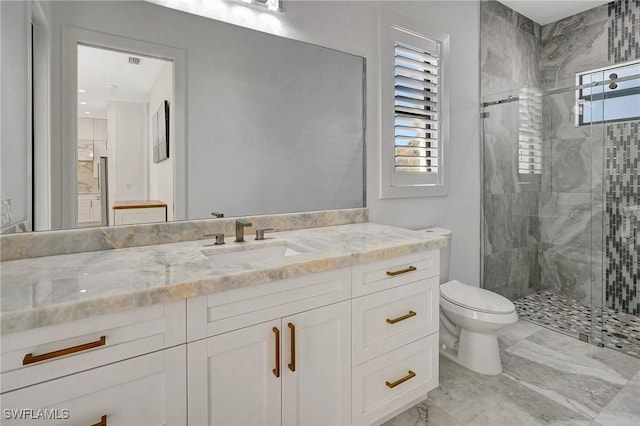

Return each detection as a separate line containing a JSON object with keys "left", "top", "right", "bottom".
{"left": 440, "top": 280, "right": 515, "bottom": 314}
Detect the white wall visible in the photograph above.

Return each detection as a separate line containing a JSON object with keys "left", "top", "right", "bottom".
{"left": 108, "top": 101, "right": 148, "bottom": 205}
{"left": 148, "top": 61, "right": 174, "bottom": 221}
{"left": 0, "top": 0, "right": 30, "bottom": 230}
{"left": 32, "top": 0, "right": 480, "bottom": 284}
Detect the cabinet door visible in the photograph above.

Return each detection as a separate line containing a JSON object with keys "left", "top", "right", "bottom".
{"left": 282, "top": 301, "right": 351, "bottom": 426}
{"left": 77, "top": 118, "right": 93, "bottom": 140}
{"left": 90, "top": 196, "right": 102, "bottom": 222}
{"left": 188, "top": 319, "right": 281, "bottom": 426}
{"left": 93, "top": 119, "right": 108, "bottom": 141}
{"left": 77, "top": 198, "right": 91, "bottom": 223}
{"left": 0, "top": 347, "right": 186, "bottom": 426}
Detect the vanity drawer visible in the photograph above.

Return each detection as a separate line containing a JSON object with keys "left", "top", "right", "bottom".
{"left": 0, "top": 347, "right": 186, "bottom": 426}
{"left": 352, "top": 251, "right": 439, "bottom": 298}
{"left": 187, "top": 267, "right": 351, "bottom": 341}
{"left": 0, "top": 300, "right": 185, "bottom": 393}
{"left": 351, "top": 334, "right": 439, "bottom": 426}
{"left": 352, "top": 277, "right": 439, "bottom": 365}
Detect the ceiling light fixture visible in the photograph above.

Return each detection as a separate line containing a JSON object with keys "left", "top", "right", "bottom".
{"left": 266, "top": 0, "right": 280, "bottom": 11}
{"left": 78, "top": 89, "right": 86, "bottom": 93}
{"left": 80, "top": 101, "right": 87, "bottom": 105}
{"left": 84, "top": 111, "right": 91, "bottom": 115}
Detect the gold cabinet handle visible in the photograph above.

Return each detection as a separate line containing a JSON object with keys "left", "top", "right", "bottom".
{"left": 91, "top": 415, "right": 107, "bottom": 426}
{"left": 386, "top": 311, "right": 417, "bottom": 324}
{"left": 23, "top": 336, "right": 106, "bottom": 365}
{"left": 287, "top": 322, "right": 296, "bottom": 372}
{"left": 272, "top": 327, "right": 280, "bottom": 378}
{"left": 386, "top": 266, "right": 417, "bottom": 276}
{"left": 386, "top": 370, "right": 416, "bottom": 388}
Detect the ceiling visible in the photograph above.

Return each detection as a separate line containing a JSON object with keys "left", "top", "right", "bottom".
{"left": 77, "top": 45, "right": 170, "bottom": 119}
{"left": 498, "top": 0, "right": 610, "bottom": 25}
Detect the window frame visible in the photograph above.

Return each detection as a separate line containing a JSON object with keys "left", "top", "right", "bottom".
{"left": 379, "top": 12, "right": 450, "bottom": 199}
{"left": 576, "top": 59, "right": 640, "bottom": 126}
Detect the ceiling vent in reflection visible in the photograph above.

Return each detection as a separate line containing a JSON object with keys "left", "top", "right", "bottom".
{"left": 128, "top": 56, "right": 141, "bottom": 65}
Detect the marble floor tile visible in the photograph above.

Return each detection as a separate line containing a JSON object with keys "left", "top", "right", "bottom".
{"left": 594, "top": 370, "right": 640, "bottom": 426}
{"left": 380, "top": 399, "right": 462, "bottom": 426}
{"left": 502, "top": 328, "right": 640, "bottom": 419}
{"left": 498, "top": 318, "right": 544, "bottom": 349}
{"left": 428, "top": 357, "right": 593, "bottom": 425}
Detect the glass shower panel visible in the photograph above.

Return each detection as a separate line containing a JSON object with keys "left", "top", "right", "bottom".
{"left": 535, "top": 81, "right": 599, "bottom": 341}
{"left": 482, "top": 71, "right": 640, "bottom": 358}
{"left": 481, "top": 89, "right": 541, "bottom": 302}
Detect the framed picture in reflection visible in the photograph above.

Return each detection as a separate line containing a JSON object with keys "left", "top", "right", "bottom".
{"left": 152, "top": 100, "right": 169, "bottom": 163}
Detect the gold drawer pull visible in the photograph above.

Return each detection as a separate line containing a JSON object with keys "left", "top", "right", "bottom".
{"left": 23, "top": 336, "right": 106, "bottom": 365}
{"left": 386, "top": 370, "right": 416, "bottom": 389}
{"left": 272, "top": 327, "right": 280, "bottom": 378}
{"left": 386, "top": 266, "right": 417, "bottom": 277}
{"left": 91, "top": 415, "right": 107, "bottom": 426}
{"left": 386, "top": 311, "right": 417, "bottom": 324}
{"left": 288, "top": 322, "right": 296, "bottom": 372}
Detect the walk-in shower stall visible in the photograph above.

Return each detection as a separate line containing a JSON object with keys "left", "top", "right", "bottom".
{"left": 481, "top": 63, "right": 640, "bottom": 357}
{"left": 480, "top": 0, "right": 640, "bottom": 359}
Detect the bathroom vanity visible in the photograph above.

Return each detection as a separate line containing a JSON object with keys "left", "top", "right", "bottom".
{"left": 0, "top": 214, "right": 444, "bottom": 426}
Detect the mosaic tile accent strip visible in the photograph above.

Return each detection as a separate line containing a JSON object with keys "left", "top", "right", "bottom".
{"left": 605, "top": 122, "right": 640, "bottom": 316}
{"left": 515, "top": 291, "right": 640, "bottom": 359}
{"left": 608, "top": 0, "right": 640, "bottom": 63}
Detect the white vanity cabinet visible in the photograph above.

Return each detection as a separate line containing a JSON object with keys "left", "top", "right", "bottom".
{"left": 187, "top": 301, "right": 351, "bottom": 426}
{"left": 0, "top": 246, "right": 441, "bottom": 426}
{"left": 186, "top": 268, "right": 352, "bottom": 426}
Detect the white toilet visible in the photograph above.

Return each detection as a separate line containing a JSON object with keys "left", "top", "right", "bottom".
{"left": 421, "top": 228, "right": 518, "bottom": 375}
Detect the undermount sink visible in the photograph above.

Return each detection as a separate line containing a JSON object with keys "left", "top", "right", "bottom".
{"left": 200, "top": 240, "right": 307, "bottom": 266}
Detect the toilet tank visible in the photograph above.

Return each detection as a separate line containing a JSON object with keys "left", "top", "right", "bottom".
{"left": 420, "top": 227, "right": 453, "bottom": 283}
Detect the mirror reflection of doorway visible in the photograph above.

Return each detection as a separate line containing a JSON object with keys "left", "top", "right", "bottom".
{"left": 76, "top": 45, "right": 174, "bottom": 228}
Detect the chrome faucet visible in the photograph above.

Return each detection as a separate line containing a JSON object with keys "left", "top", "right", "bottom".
{"left": 202, "top": 233, "right": 225, "bottom": 245}
{"left": 255, "top": 228, "right": 274, "bottom": 241}
{"left": 235, "top": 219, "right": 252, "bottom": 242}
{"left": 211, "top": 211, "right": 224, "bottom": 218}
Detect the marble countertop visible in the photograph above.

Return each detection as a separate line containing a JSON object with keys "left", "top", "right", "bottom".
{"left": 0, "top": 223, "right": 446, "bottom": 335}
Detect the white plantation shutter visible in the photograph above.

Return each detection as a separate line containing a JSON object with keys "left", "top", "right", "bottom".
{"left": 380, "top": 18, "right": 449, "bottom": 198}
{"left": 518, "top": 88, "right": 542, "bottom": 175}
{"left": 394, "top": 42, "right": 440, "bottom": 177}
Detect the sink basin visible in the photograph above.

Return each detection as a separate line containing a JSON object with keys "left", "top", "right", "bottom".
{"left": 200, "top": 240, "right": 307, "bottom": 266}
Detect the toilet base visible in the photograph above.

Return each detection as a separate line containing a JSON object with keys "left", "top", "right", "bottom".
{"left": 439, "top": 328, "right": 502, "bottom": 376}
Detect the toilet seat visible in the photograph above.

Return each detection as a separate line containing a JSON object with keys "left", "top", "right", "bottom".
{"left": 440, "top": 280, "right": 515, "bottom": 314}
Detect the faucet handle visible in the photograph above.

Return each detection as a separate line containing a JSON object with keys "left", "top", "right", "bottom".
{"left": 255, "top": 228, "right": 274, "bottom": 241}
{"left": 211, "top": 211, "right": 224, "bottom": 218}
{"left": 203, "top": 233, "right": 225, "bottom": 245}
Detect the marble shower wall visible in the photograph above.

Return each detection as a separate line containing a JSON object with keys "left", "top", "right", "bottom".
{"left": 481, "top": 0, "right": 542, "bottom": 300}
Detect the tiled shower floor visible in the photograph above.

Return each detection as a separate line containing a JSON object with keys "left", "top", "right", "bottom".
{"left": 514, "top": 291, "right": 640, "bottom": 358}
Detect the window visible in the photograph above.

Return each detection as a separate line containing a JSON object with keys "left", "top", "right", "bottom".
{"left": 380, "top": 14, "right": 450, "bottom": 198}
{"left": 577, "top": 60, "right": 640, "bottom": 125}
{"left": 518, "top": 88, "right": 542, "bottom": 175}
